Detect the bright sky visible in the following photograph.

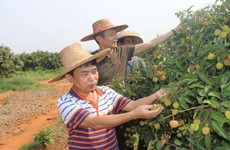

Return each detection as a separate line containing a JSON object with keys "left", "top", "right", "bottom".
{"left": 0, "top": 0, "right": 216, "bottom": 54}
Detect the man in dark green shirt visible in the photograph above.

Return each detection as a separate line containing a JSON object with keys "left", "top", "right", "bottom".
{"left": 81, "top": 19, "right": 184, "bottom": 85}
{"left": 117, "top": 30, "right": 146, "bottom": 82}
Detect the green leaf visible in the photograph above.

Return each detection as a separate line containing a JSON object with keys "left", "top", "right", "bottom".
{"left": 147, "top": 140, "right": 156, "bottom": 150}
{"left": 174, "top": 139, "right": 182, "bottom": 146}
{"left": 197, "top": 96, "right": 204, "bottom": 103}
{"left": 183, "top": 89, "right": 195, "bottom": 97}
{"left": 208, "top": 91, "right": 221, "bottom": 99}
{"left": 210, "top": 99, "right": 220, "bottom": 109}
{"left": 189, "top": 83, "right": 204, "bottom": 89}
{"left": 211, "top": 112, "right": 229, "bottom": 125}
{"left": 178, "top": 97, "right": 189, "bottom": 109}
{"left": 224, "top": 42, "right": 230, "bottom": 47}
{"left": 221, "top": 101, "right": 230, "bottom": 108}
{"left": 196, "top": 71, "right": 214, "bottom": 86}
{"left": 198, "top": 90, "right": 206, "bottom": 97}
{"left": 204, "top": 135, "right": 211, "bottom": 149}
{"left": 223, "top": 85, "right": 230, "bottom": 97}
{"left": 215, "top": 146, "right": 230, "bottom": 150}
{"left": 198, "top": 109, "right": 209, "bottom": 120}
{"left": 187, "top": 137, "right": 203, "bottom": 149}
{"left": 175, "top": 60, "right": 185, "bottom": 72}
{"left": 203, "top": 99, "right": 220, "bottom": 109}
{"left": 211, "top": 120, "right": 230, "bottom": 141}
{"left": 156, "top": 141, "right": 163, "bottom": 150}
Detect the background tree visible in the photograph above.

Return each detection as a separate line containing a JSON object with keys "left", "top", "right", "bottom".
{"left": 0, "top": 45, "right": 23, "bottom": 77}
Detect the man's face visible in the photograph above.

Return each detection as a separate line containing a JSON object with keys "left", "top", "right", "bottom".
{"left": 99, "top": 29, "right": 117, "bottom": 48}
{"left": 122, "top": 37, "right": 135, "bottom": 46}
{"left": 117, "top": 37, "right": 135, "bottom": 47}
{"left": 67, "top": 64, "right": 99, "bottom": 93}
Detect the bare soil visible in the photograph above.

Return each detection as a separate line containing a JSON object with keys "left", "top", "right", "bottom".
{"left": 0, "top": 79, "right": 71, "bottom": 150}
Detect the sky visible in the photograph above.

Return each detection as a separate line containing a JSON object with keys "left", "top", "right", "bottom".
{"left": 0, "top": 0, "right": 216, "bottom": 54}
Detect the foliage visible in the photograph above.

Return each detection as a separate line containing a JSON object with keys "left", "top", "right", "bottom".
{"left": 19, "top": 50, "right": 62, "bottom": 71}
{"left": 34, "top": 125, "right": 54, "bottom": 147}
{"left": 20, "top": 118, "right": 68, "bottom": 150}
{"left": 0, "top": 45, "right": 24, "bottom": 77}
{"left": 0, "top": 68, "right": 62, "bottom": 93}
{"left": 20, "top": 125, "right": 54, "bottom": 150}
{"left": 0, "top": 77, "right": 35, "bottom": 92}
{"left": 20, "top": 142, "right": 41, "bottom": 150}
{"left": 0, "top": 45, "right": 62, "bottom": 77}
{"left": 112, "top": 0, "right": 230, "bottom": 149}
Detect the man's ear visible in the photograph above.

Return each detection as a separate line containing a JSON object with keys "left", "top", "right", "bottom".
{"left": 65, "top": 74, "right": 74, "bottom": 84}
{"left": 95, "top": 35, "right": 102, "bottom": 42}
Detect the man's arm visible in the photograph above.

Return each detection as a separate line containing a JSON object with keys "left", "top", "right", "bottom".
{"left": 80, "top": 105, "right": 164, "bottom": 129}
{"left": 122, "top": 89, "right": 168, "bottom": 112}
{"left": 134, "top": 23, "right": 184, "bottom": 55}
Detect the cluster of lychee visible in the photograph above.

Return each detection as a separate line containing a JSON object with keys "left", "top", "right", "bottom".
{"left": 207, "top": 53, "right": 230, "bottom": 70}
{"left": 151, "top": 65, "right": 166, "bottom": 83}
{"left": 214, "top": 25, "right": 230, "bottom": 39}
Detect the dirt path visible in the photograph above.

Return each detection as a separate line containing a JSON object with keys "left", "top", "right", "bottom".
{"left": 0, "top": 79, "right": 71, "bottom": 150}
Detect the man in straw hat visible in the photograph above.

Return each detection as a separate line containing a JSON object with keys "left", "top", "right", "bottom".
{"left": 116, "top": 30, "right": 146, "bottom": 149}
{"left": 81, "top": 18, "right": 185, "bottom": 85}
{"left": 117, "top": 30, "right": 146, "bottom": 81}
{"left": 50, "top": 43, "right": 168, "bottom": 150}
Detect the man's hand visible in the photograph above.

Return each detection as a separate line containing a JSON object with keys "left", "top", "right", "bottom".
{"left": 154, "top": 88, "right": 169, "bottom": 100}
{"left": 174, "top": 23, "right": 187, "bottom": 33}
{"left": 131, "top": 105, "right": 164, "bottom": 119}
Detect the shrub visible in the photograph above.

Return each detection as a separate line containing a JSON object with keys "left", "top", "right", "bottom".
{"left": 0, "top": 45, "right": 23, "bottom": 77}
{"left": 19, "top": 50, "right": 62, "bottom": 70}
{"left": 112, "top": 0, "right": 230, "bottom": 149}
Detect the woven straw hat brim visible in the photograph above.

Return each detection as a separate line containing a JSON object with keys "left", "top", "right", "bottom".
{"left": 126, "top": 36, "right": 143, "bottom": 45}
{"left": 49, "top": 48, "right": 110, "bottom": 82}
{"left": 81, "top": 24, "right": 128, "bottom": 41}
{"left": 117, "top": 31, "right": 143, "bottom": 44}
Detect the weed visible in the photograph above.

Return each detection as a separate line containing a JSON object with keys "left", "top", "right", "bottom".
{"left": 1, "top": 110, "right": 11, "bottom": 115}
{"left": 20, "top": 125, "right": 54, "bottom": 150}
{"left": 34, "top": 125, "right": 54, "bottom": 147}
{"left": 1, "top": 97, "right": 10, "bottom": 105}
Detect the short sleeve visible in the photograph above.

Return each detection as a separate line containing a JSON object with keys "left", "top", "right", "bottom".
{"left": 127, "top": 46, "right": 135, "bottom": 61}
{"left": 121, "top": 46, "right": 135, "bottom": 61}
{"left": 114, "top": 96, "right": 131, "bottom": 114}
{"left": 57, "top": 94, "right": 90, "bottom": 129}
{"left": 66, "top": 108, "right": 91, "bottom": 129}
{"left": 98, "top": 86, "right": 131, "bottom": 114}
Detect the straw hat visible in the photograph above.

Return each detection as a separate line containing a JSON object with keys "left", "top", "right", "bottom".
{"left": 81, "top": 19, "right": 128, "bottom": 41}
{"left": 117, "top": 31, "right": 143, "bottom": 44}
{"left": 49, "top": 43, "right": 110, "bottom": 82}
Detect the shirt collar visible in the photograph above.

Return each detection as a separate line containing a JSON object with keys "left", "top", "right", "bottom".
{"left": 69, "top": 86, "right": 103, "bottom": 101}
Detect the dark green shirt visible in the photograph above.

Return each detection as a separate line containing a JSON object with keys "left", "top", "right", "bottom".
{"left": 92, "top": 46, "right": 134, "bottom": 85}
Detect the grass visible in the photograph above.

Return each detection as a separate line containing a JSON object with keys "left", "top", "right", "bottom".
{"left": 20, "top": 118, "right": 68, "bottom": 150}
{"left": 0, "top": 68, "right": 62, "bottom": 93}
{"left": 0, "top": 77, "right": 35, "bottom": 92}
{"left": 20, "top": 142, "right": 42, "bottom": 150}
{"left": 20, "top": 125, "right": 54, "bottom": 150}
{"left": 14, "top": 68, "right": 62, "bottom": 81}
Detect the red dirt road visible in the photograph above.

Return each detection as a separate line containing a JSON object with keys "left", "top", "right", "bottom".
{"left": 0, "top": 80, "right": 71, "bottom": 150}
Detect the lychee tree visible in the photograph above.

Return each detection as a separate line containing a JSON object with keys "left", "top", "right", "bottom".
{"left": 112, "top": 0, "right": 230, "bottom": 149}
